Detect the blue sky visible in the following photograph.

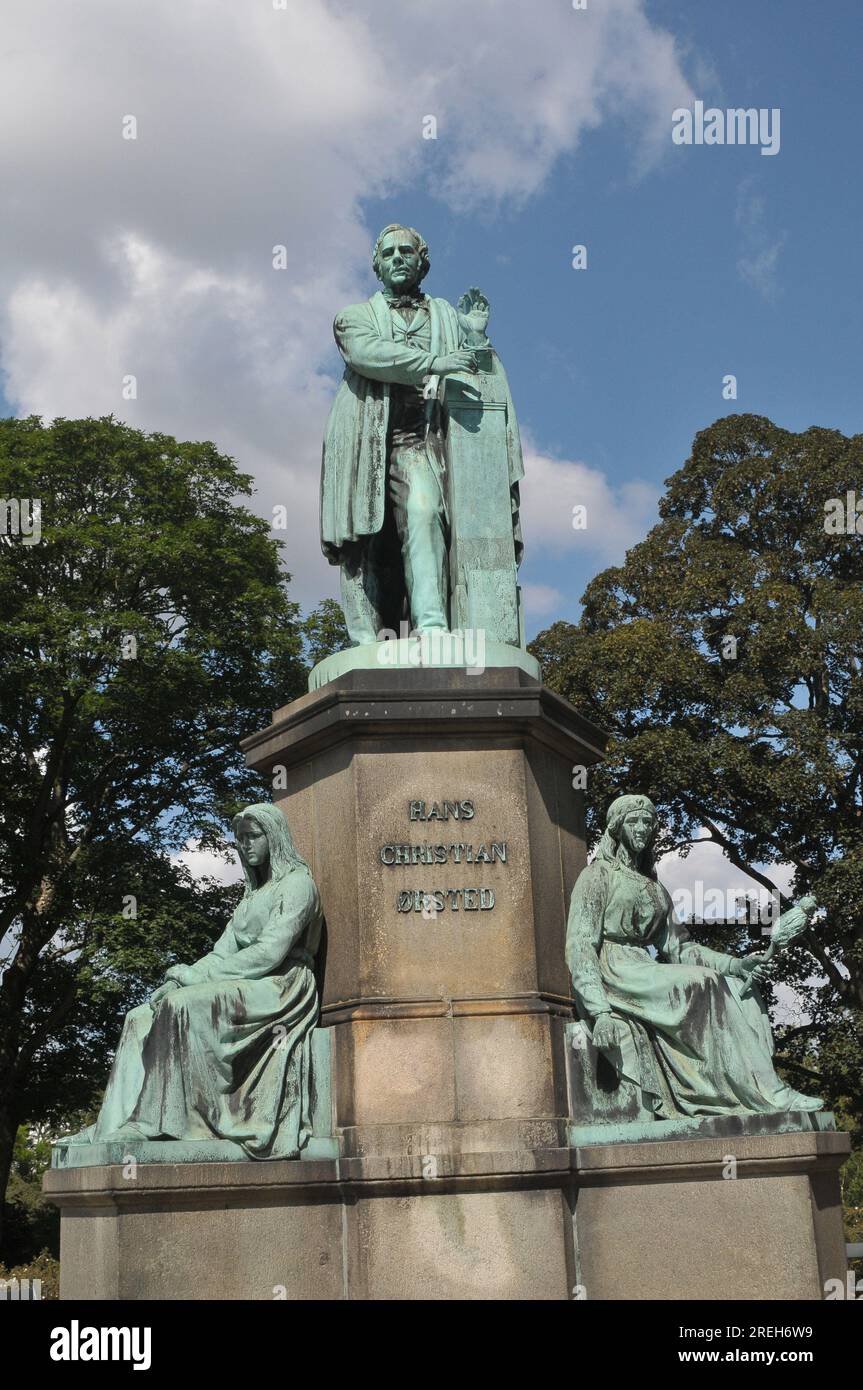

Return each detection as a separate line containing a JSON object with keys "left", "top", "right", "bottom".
{"left": 1, "top": 0, "right": 860, "bottom": 638}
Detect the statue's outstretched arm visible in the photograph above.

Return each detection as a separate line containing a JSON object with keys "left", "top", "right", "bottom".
{"left": 655, "top": 909, "right": 744, "bottom": 976}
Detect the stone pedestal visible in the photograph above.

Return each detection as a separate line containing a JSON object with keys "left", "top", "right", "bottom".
{"left": 44, "top": 668, "right": 852, "bottom": 1299}
{"left": 573, "top": 1129, "right": 850, "bottom": 1301}
{"left": 44, "top": 1129, "right": 849, "bottom": 1300}
{"left": 241, "top": 667, "right": 605, "bottom": 1161}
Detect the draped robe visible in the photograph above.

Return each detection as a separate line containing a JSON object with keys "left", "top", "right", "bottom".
{"left": 320, "top": 290, "right": 524, "bottom": 565}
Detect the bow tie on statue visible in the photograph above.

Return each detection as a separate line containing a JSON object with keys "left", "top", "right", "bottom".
{"left": 386, "top": 292, "right": 426, "bottom": 310}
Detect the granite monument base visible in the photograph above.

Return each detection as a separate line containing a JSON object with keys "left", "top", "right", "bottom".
{"left": 43, "top": 668, "right": 852, "bottom": 1299}
{"left": 44, "top": 1129, "right": 849, "bottom": 1300}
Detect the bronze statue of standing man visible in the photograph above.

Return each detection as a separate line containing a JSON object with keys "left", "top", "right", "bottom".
{"left": 320, "top": 223, "right": 525, "bottom": 648}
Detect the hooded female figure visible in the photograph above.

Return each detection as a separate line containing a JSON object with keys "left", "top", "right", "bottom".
{"left": 74, "top": 804, "right": 323, "bottom": 1158}
{"left": 566, "top": 794, "right": 822, "bottom": 1118}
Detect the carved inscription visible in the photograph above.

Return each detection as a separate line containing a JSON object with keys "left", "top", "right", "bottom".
{"left": 381, "top": 798, "right": 508, "bottom": 914}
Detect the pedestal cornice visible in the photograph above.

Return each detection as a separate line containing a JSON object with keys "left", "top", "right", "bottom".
{"left": 240, "top": 667, "right": 607, "bottom": 774}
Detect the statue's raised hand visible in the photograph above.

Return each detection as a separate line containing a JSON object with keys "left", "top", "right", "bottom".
{"left": 457, "top": 287, "right": 490, "bottom": 345}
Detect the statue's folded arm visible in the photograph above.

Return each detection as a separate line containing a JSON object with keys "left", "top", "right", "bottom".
{"left": 334, "top": 311, "right": 435, "bottom": 386}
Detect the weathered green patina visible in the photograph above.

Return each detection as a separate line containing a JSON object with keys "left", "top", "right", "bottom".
{"left": 318, "top": 222, "right": 527, "bottom": 683}
{"left": 58, "top": 804, "right": 330, "bottom": 1163}
{"left": 566, "top": 794, "right": 825, "bottom": 1136}
{"left": 308, "top": 634, "right": 539, "bottom": 689}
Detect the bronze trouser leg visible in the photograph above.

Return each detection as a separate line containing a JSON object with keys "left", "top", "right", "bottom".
{"left": 339, "top": 546, "right": 384, "bottom": 646}
{"left": 387, "top": 443, "right": 449, "bottom": 632}
{"left": 338, "top": 495, "right": 405, "bottom": 645}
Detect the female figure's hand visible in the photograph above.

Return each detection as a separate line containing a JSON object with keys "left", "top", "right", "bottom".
{"left": 592, "top": 1014, "right": 622, "bottom": 1050}
{"left": 164, "top": 963, "right": 197, "bottom": 987}
{"left": 736, "top": 953, "right": 770, "bottom": 984}
{"left": 149, "top": 979, "right": 181, "bottom": 1008}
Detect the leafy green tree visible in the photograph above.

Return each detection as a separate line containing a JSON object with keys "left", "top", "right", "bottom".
{"left": 531, "top": 414, "right": 863, "bottom": 1122}
{"left": 0, "top": 415, "right": 309, "bottom": 1246}
{"left": 301, "top": 597, "right": 350, "bottom": 668}
{"left": 2, "top": 1124, "right": 61, "bottom": 1265}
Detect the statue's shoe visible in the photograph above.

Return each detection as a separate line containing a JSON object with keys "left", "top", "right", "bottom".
{"left": 785, "top": 1088, "right": 824, "bottom": 1111}
{"left": 58, "top": 1123, "right": 96, "bottom": 1145}
{"left": 60, "top": 1121, "right": 153, "bottom": 1144}
{"left": 96, "top": 1122, "right": 151, "bottom": 1140}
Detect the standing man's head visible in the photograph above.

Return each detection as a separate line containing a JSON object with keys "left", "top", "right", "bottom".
{"left": 372, "top": 224, "right": 430, "bottom": 294}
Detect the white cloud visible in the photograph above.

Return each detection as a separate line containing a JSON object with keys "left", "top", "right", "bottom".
{"left": 735, "top": 175, "right": 786, "bottom": 301}
{"left": 658, "top": 834, "right": 795, "bottom": 911}
{"left": 521, "top": 582, "right": 565, "bottom": 618}
{"left": 519, "top": 440, "right": 659, "bottom": 564}
{"left": 0, "top": 0, "right": 692, "bottom": 609}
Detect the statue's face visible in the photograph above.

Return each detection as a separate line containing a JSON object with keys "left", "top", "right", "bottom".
{"left": 235, "top": 817, "right": 270, "bottom": 869}
{"left": 377, "top": 229, "right": 423, "bottom": 293}
{"left": 620, "top": 808, "right": 655, "bottom": 858}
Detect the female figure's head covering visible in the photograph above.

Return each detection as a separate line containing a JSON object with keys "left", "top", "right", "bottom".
{"left": 232, "top": 803, "right": 314, "bottom": 895}
{"left": 594, "top": 794, "right": 659, "bottom": 878}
